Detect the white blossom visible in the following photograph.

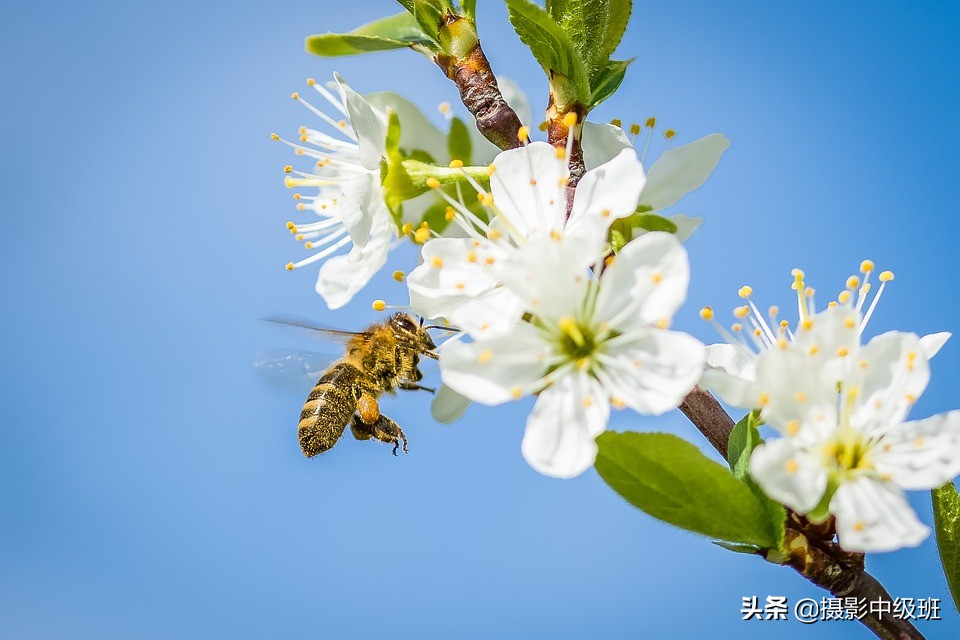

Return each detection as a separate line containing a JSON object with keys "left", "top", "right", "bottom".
{"left": 438, "top": 233, "right": 705, "bottom": 478}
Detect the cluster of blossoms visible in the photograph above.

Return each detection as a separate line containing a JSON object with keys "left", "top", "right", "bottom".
{"left": 700, "top": 266, "right": 959, "bottom": 552}
{"left": 273, "top": 75, "right": 959, "bottom": 552}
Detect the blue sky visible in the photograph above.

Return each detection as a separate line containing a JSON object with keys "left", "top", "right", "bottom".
{"left": 2, "top": 1, "right": 959, "bottom": 638}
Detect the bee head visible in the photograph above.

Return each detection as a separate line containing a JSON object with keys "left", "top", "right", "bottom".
{"left": 389, "top": 312, "right": 437, "bottom": 352}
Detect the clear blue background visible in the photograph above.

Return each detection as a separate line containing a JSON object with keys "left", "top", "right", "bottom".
{"left": 2, "top": 1, "right": 959, "bottom": 638}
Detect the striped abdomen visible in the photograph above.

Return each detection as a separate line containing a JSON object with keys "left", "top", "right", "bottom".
{"left": 298, "top": 362, "right": 361, "bottom": 457}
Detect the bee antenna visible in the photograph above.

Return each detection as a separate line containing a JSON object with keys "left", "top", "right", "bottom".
{"left": 423, "top": 325, "right": 461, "bottom": 332}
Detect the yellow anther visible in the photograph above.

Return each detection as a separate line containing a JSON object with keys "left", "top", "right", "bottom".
{"left": 283, "top": 165, "right": 293, "bottom": 173}
{"left": 656, "top": 318, "right": 671, "bottom": 329}
{"left": 414, "top": 228, "right": 431, "bottom": 244}
{"left": 784, "top": 459, "right": 799, "bottom": 473}
{"left": 338, "top": 119, "right": 347, "bottom": 128}
{"left": 438, "top": 102, "right": 451, "bottom": 114}
{"left": 271, "top": 132, "right": 279, "bottom": 141}
{"left": 808, "top": 345, "right": 819, "bottom": 356}
{"left": 780, "top": 320, "right": 790, "bottom": 328}
{"left": 846, "top": 385, "right": 861, "bottom": 401}
{"left": 914, "top": 436, "right": 926, "bottom": 448}
{"left": 732, "top": 323, "right": 743, "bottom": 332}
{"left": 555, "top": 147, "right": 566, "bottom": 159}
{"left": 372, "top": 300, "right": 387, "bottom": 311}
{"left": 837, "top": 347, "right": 849, "bottom": 357}
{"left": 611, "top": 396, "right": 626, "bottom": 409}
{"left": 604, "top": 255, "right": 616, "bottom": 267}
{"left": 477, "top": 349, "right": 492, "bottom": 364}
{"left": 804, "top": 287, "right": 815, "bottom": 297}
{"left": 610, "top": 118, "right": 622, "bottom": 127}
{"left": 392, "top": 270, "right": 405, "bottom": 283}
{"left": 791, "top": 268, "right": 805, "bottom": 278}
{"left": 296, "top": 203, "right": 305, "bottom": 211}
{"left": 445, "top": 208, "right": 456, "bottom": 221}
{"left": 582, "top": 396, "right": 593, "bottom": 408}
{"left": 466, "top": 251, "right": 477, "bottom": 263}
{"left": 304, "top": 242, "right": 313, "bottom": 249}
{"left": 786, "top": 420, "right": 800, "bottom": 436}
{"left": 487, "top": 164, "right": 497, "bottom": 175}
{"left": 861, "top": 283, "right": 872, "bottom": 295}
{"left": 306, "top": 77, "right": 315, "bottom": 86}
{"left": 769, "top": 306, "right": 779, "bottom": 316}
{"left": 285, "top": 221, "right": 296, "bottom": 230}
{"left": 601, "top": 208, "right": 611, "bottom": 217}
{"left": 426, "top": 177, "right": 441, "bottom": 189}
{"left": 777, "top": 338, "right": 788, "bottom": 350}
{"left": 290, "top": 92, "right": 299, "bottom": 100}
{"left": 288, "top": 225, "right": 298, "bottom": 234}
{"left": 801, "top": 318, "right": 813, "bottom": 330}
{"left": 846, "top": 276, "right": 860, "bottom": 290}
{"left": 538, "top": 121, "right": 549, "bottom": 131}
{"left": 298, "top": 126, "right": 307, "bottom": 135}
{"left": 838, "top": 291, "right": 852, "bottom": 304}
{"left": 758, "top": 393, "right": 770, "bottom": 407}
{"left": 664, "top": 129, "right": 677, "bottom": 140}
{"left": 629, "top": 123, "right": 641, "bottom": 135}
{"left": 854, "top": 521, "right": 866, "bottom": 533}
{"left": 738, "top": 285, "right": 753, "bottom": 298}
{"left": 562, "top": 112, "right": 578, "bottom": 127}
{"left": 793, "top": 391, "right": 807, "bottom": 402}
{"left": 843, "top": 316, "right": 856, "bottom": 329}
{"left": 455, "top": 282, "right": 465, "bottom": 291}
{"left": 827, "top": 301, "right": 838, "bottom": 308}
{"left": 431, "top": 255, "right": 443, "bottom": 268}
{"left": 549, "top": 230, "right": 562, "bottom": 241}
{"left": 734, "top": 306, "right": 750, "bottom": 319}
{"left": 558, "top": 316, "right": 585, "bottom": 346}
{"left": 700, "top": 306, "right": 714, "bottom": 320}
{"left": 517, "top": 125, "right": 530, "bottom": 142}
{"left": 477, "top": 192, "right": 494, "bottom": 206}
{"left": 420, "top": 221, "right": 429, "bottom": 228}
{"left": 510, "top": 387, "right": 523, "bottom": 399}
{"left": 558, "top": 177, "right": 569, "bottom": 187}
{"left": 645, "top": 117, "right": 657, "bottom": 128}
{"left": 449, "top": 159, "right": 464, "bottom": 169}
{"left": 860, "top": 260, "right": 875, "bottom": 273}
{"left": 753, "top": 328, "right": 762, "bottom": 337}
{"left": 401, "top": 222, "right": 414, "bottom": 235}
{"left": 487, "top": 228, "right": 502, "bottom": 241}
{"left": 292, "top": 193, "right": 301, "bottom": 200}
{"left": 860, "top": 359, "right": 869, "bottom": 369}
{"left": 879, "top": 270, "right": 895, "bottom": 282}
{"left": 905, "top": 394, "right": 917, "bottom": 404}
{"left": 285, "top": 262, "right": 295, "bottom": 271}
{"left": 577, "top": 358, "right": 589, "bottom": 371}
{"left": 485, "top": 256, "right": 495, "bottom": 265}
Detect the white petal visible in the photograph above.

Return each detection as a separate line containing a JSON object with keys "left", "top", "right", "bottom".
{"left": 407, "top": 239, "right": 502, "bottom": 314}
{"left": 338, "top": 173, "right": 380, "bottom": 248}
{"left": 567, "top": 148, "right": 646, "bottom": 239}
{"left": 366, "top": 91, "right": 448, "bottom": 163}
{"left": 640, "top": 133, "right": 730, "bottom": 210}
{"left": 701, "top": 343, "right": 758, "bottom": 407}
{"left": 581, "top": 121, "right": 632, "bottom": 169}
{"left": 920, "top": 332, "right": 951, "bottom": 359}
{"left": 755, "top": 345, "right": 839, "bottom": 438}
{"left": 521, "top": 372, "right": 610, "bottom": 478}
{"left": 749, "top": 438, "right": 827, "bottom": 513}
{"left": 666, "top": 214, "right": 702, "bottom": 242}
{"left": 593, "top": 232, "right": 690, "bottom": 330}
{"left": 830, "top": 477, "right": 929, "bottom": 553}
{"left": 499, "top": 236, "right": 594, "bottom": 323}
{"left": 598, "top": 329, "right": 705, "bottom": 415}
{"left": 873, "top": 411, "right": 960, "bottom": 490}
{"left": 334, "top": 74, "right": 387, "bottom": 170}
{"left": 431, "top": 384, "right": 472, "bottom": 424}
{"left": 439, "top": 325, "right": 550, "bottom": 405}
{"left": 489, "top": 142, "right": 567, "bottom": 238}
{"left": 850, "top": 331, "right": 929, "bottom": 436}
{"left": 315, "top": 235, "right": 389, "bottom": 309}
{"left": 445, "top": 287, "right": 526, "bottom": 339}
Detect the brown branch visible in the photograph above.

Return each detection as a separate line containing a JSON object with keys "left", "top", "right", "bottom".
{"left": 678, "top": 385, "right": 734, "bottom": 458}
{"left": 436, "top": 44, "right": 524, "bottom": 153}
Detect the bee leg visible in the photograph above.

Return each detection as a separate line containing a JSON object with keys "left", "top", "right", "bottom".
{"left": 398, "top": 381, "right": 436, "bottom": 394}
{"left": 351, "top": 414, "right": 408, "bottom": 455}
{"left": 356, "top": 393, "right": 380, "bottom": 425}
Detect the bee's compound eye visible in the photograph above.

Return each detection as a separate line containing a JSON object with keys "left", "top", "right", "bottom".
{"left": 395, "top": 315, "right": 417, "bottom": 332}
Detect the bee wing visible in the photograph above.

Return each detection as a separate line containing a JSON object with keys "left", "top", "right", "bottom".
{"left": 252, "top": 348, "right": 333, "bottom": 395}
{"left": 261, "top": 317, "right": 373, "bottom": 344}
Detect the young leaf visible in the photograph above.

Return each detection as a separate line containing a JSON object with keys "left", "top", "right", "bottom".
{"left": 933, "top": 481, "right": 960, "bottom": 611}
{"left": 589, "top": 58, "right": 633, "bottom": 108}
{"left": 460, "top": 0, "right": 477, "bottom": 20}
{"left": 447, "top": 116, "right": 473, "bottom": 165}
{"left": 726, "top": 413, "right": 787, "bottom": 552}
{"left": 306, "top": 12, "right": 435, "bottom": 57}
{"left": 396, "top": 0, "right": 416, "bottom": 13}
{"left": 546, "top": 0, "right": 632, "bottom": 73}
{"left": 595, "top": 432, "right": 782, "bottom": 548}
{"left": 505, "top": 0, "right": 591, "bottom": 108}
{"left": 632, "top": 212, "right": 678, "bottom": 234}
{"left": 414, "top": 0, "right": 451, "bottom": 41}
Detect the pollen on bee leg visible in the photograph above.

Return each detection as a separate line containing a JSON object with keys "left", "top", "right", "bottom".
{"left": 517, "top": 125, "right": 530, "bottom": 143}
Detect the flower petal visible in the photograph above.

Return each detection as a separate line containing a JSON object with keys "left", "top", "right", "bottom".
{"left": 873, "top": 410, "right": 960, "bottom": 490}
{"left": 597, "top": 329, "right": 705, "bottom": 415}
{"left": 581, "top": 121, "right": 632, "bottom": 169}
{"left": 521, "top": 372, "right": 610, "bottom": 478}
{"left": 499, "top": 236, "right": 594, "bottom": 323}
{"left": 338, "top": 173, "right": 379, "bottom": 248}
{"left": 920, "top": 332, "right": 951, "bottom": 359}
{"left": 830, "top": 477, "right": 929, "bottom": 553}
{"left": 640, "top": 133, "right": 729, "bottom": 210}
{"left": 439, "top": 324, "right": 550, "bottom": 405}
{"left": 366, "top": 91, "right": 448, "bottom": 164}
{"left": 489, "top": 142, "right": 567, "bottom": 238}
{"left": 755, "top": 344, "right": 839, "bottom": 438}
{"left": 315, "top": 234, "right": 389, "bottom": 309}
{"left": 849, "top": 331, "right": 929, "bottom": 436}
{"left": 431, "top": 384, "right": 472, "bottom": 424}
{"left": 334, "top": 73, "right": 386, "bottom": 170}
{"left": 749, "top": 438, "right": 827, "bottom": 513}
{"left": 567, "top": 148, "right": 646, "bottom": 240}
{"left": 593, "top": 232, "right": 690, "bottom": 330}
{"left": 701, "top": 343, "right": 758, "bottom": 407}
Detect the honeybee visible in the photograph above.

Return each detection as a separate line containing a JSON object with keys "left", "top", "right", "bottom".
{"left": 264, "top": 313, "right": 443, "bottom": 457}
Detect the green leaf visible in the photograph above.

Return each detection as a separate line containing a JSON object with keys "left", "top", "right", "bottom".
{"left": 460, "top": 0, "right": 477, "bottom": 20}
{"left": 632, "top": 212, "right": 678, "bottom": 234}
{"left": 505, "top": 0, "right": 591, "bottom": 108}
{"left": 589, "top": 58, "right": 633, "bottom": 108}
{"left": 414, "top": 0, "right": 450, "bottom": 40}
{"left": 306, "top": 12, "right": 435, "bottom": 57}
{"left": 546, "top": 0, "right": 632, "bottom": 73}
{"left": 447, "top": 116, "right": 473, "bottom": 165}
{"left": 726, "top": 413, "right": 787, "bottom": 552}
{"left": 396, "top": 0, "right": 416, "bottom": 13}
{"left": 595, "top": 432, "right": 782, "bottom": 548}
{"left": 933, "top": 481, "right": 960, "bottom": 611}
{"left": 713, "top": 541, "right": 762, "bottom": 556}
